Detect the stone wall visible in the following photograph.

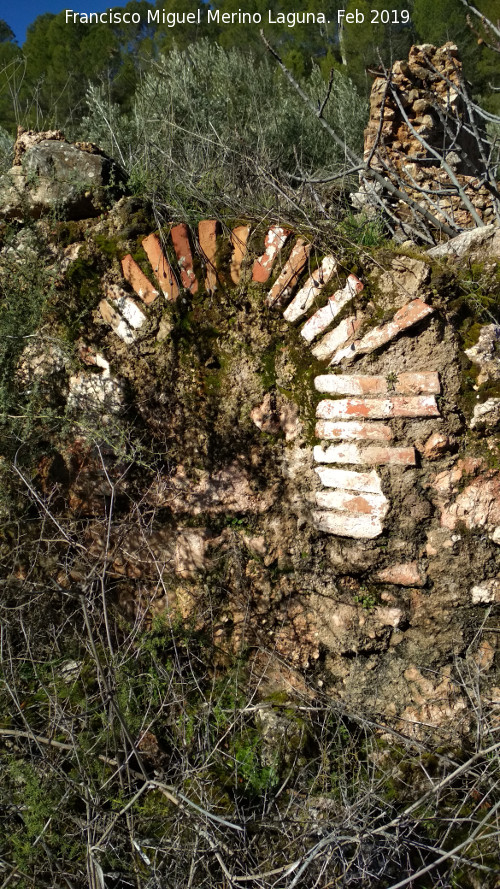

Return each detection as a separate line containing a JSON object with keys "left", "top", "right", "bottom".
{"left": 360, "top": 42, "right": 497, "bottom": 230}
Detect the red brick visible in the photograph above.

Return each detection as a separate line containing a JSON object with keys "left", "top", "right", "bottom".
{"left": 314, "top": 444, "right": 417, "bottom": 465}
{"left": 121, "top": 254, "right": 159, "bottom": 305}
{"left": 330, "top": 298, "right": 434, "bottom": 365}
{"left": 142, "top": 233, "right": 179, "bottom": 301}
{"left": 315, "top": 420, "right": 393, "bottom": 441}
{"left": 252, "top": 226, "right": 290, "bottom": 283}
{"left": 314, "top": 372, "right": 440, "bottom": 396}
{"left": 283, "top": 255, "right": 337, "bottom": 323}
{"left": 198, "top": 220, "right": 219, "bottom": 292}
{"left": 170, "top": 223, "right": 198, "bottom": 294}
{"left": 300, "top": 275, "right": 363, "bottom": 343}
{"left": 267, "top": 239, "right": 311, "bottom": 306}
{"left": 230, "top": 225, "right": 250, "bottom": 283}
{"left": 316, "top": 395, "right": 440, "bottom": 420}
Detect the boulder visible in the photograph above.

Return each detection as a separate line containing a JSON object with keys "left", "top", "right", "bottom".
{"left": 465, "top": 324, "right": 500, "bottom": 385}
{"left": 0, "top": 138, "right": 126, "bottom": 221}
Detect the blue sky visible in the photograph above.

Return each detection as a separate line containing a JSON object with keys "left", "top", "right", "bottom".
{"left": 4, "top": 2, "right": 128, "bottom": 44}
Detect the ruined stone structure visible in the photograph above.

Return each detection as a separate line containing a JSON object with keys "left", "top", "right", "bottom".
{"left": 357, "top": 43, "right": 498, "bottom": 230}
{"left": 2, "top": 131, "right": 500, "bottom": 737}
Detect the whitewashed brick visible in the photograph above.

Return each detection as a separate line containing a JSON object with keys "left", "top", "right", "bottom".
{"left": 252, "top": 226, "right": 290, "bottom": 283}
{"left": 283, "top": 255, "right": 337, "bottom": 323}
{"left": 300, "top": 274, "right": 363, "bottom": 343}
{"left": 267, "top": 238, "right": 311, "bottom": 306}
{"left": 315, "top": 488, "right": 389, "bottom": 518}
{"left": 314, "top": 444, "right": 416, "bottom": 465}
{"left": 316, "top": 396, "right": 440, "bottom": 420}
{"left": 315, "top": 420, "right": 393, "bottom": 441}
{"left": 314, "top": 372, "right": 440, "bottom": 396}
{"left": 314, "top": 466, "right": 383, "bottom": 493}
{"left": 312, "top": 510, "right": 383, "bottom": 538}
{"left": 311, "top": 316, "right": 363, "bottom": 362}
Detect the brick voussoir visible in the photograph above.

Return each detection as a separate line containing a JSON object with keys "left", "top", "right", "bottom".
{"left": 316, "top": 395, "right": 440, "bottom": 420}
{"left": 283, "top": 255, "right": 337, "bottom": 323}
{"left": 105, "top": 285, "right": 146, "bottom": 329}
{"left": 170, "top": 223, "right": 198, "bottom": 294}
{"left": 99, "top": 299, "right": 135, "bottom": 345}
{"left": 121, "top": 254, "right": 159, "bottom": 305}
{"left": 330, "top": 298, "right": 434, "bottom": 364}
{"left": 252, "top": 225, "right": 290, "bottom": 283}
{"left": 300, "top": 274, "right": 363, "bottom": 343}
{"left": 314, "top": 372, "right": 440, "bottom": 396}
{"left": 198, "top": 219, "right": 219, "bottom": 292}
{"left": 142, "top": 233, "right": 179, "bottom": 301}
{"left": 314, "top": 444, "right": 417, "bottom": 465}
{"left": 311, "top": 316, "right": 363, "bottom": 362}
{"left": 230, "top": 225, "right": 250, "bottom": 284}
{"left": 266, "top": 238, "right": 311, "bottom": 306}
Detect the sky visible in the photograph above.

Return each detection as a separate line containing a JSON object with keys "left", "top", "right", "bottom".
{"left": 4, "top": 2, "right": 128, "bottom": 44}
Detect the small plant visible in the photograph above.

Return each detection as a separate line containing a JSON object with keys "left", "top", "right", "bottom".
{"left": 386, "top": 371, "right": 398, "bottom": 391}
{"left": 354, "top": 588, "right": 378, "bottom": 610}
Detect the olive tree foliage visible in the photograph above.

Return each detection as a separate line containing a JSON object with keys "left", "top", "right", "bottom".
{"left": 80, "top": 39, "right": 367, "bottom": 219}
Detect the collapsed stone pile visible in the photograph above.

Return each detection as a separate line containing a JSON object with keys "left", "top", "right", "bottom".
{"left": 357, "top": 42, "right": 498, "bottom": 230}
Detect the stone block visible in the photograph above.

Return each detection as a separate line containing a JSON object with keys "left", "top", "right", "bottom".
{"left": 121, "top": 254, "right": 159, "bottom": 305}
{"left": 330, "top": 298, "right": 434, "bottom": 364}
{"left": 423, "top": 431, "right": 450, "bottom": 459}
{"left": 314, "top": 466, "right": 383, "bottom": 493}
{"left": 312, "top": 510, "right": 383, "bottom": 538}
{"left": 230, "top": 225, "right": 250, "bottom": 283}
{"left": 470, "top": 578, "right": 500, "bottom": 604}
{"left": 314, "top": 371, "right": 440, "bottom": 396}
{"left": 300, "top": 275, "right": 363, "bottom": 343}
{"left": 142, "top": 233, "right": 179, "bottom": 300}
{"left": 106, "top": 286, "right": 146, "bottom": 330}
{"left": 316, "top": 395, "right": 440, "bottom": 420}
{"left": 267, "top": 239, "right": 311, "bottom": 306}
{"left": 314, "top": 444, "right": 416, "bottom": 465}
{"left": 252, "top": 226, "right": 290, "bottom": 283}
{"left": 315, "top": 420, "right": 393, "bottom": 441}
{"left": 98, "top": 299, "right": 135, "bottom": 344}
{"left": 198, "top": 219, "right": 219, "bottom": 291}
{"left": 375, "top": 561, "right": 425, "bottom": 586}
{"left": 170, "top": 223, "right": 198, "bottom": 293}
{"left": 312, "top": 316, "right": 363, "bottom": 362}
{"left": 283, "top": 255, "right": 337, "bottom": 323}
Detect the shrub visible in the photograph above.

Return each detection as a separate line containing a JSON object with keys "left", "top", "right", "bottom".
{"left": 80, "top": 40, "right": 367, "bottom": 220}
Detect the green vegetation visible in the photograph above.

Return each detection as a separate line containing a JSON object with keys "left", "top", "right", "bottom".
{"left": 1, "top": 0, "right": 499, "bottom": 135}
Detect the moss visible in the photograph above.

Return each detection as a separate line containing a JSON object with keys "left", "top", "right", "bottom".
{"left": 52, "top": 220, "right": 83, "bottom": 247}
{"left": 93, "top": 232, "right": 123, "bottom": 259}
